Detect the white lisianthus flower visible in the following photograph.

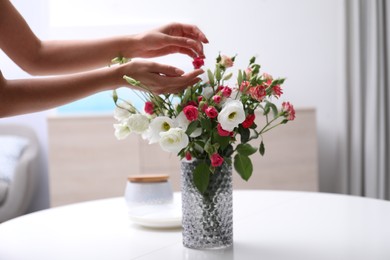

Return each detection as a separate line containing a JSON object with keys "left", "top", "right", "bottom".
{"left": 127, "top": 114, "right": 149, "bottom": 134}
{"left": 202, "top": 86, "right": 214, "bottom": 99}
{"left": 190, "top": 128, "right": 202, "bottom": 137}
{"left": 114, "top": 102, "right": 135, "bottom": 121}
{"left": 175, "top": 111, "right": 189, "bottom": 130}
{"left": 159, "top": 127, "right": 189, "bottom": 153}
{"left": 217, "top": 99, "right": 245, "bottom": 131}
{"left": 113, "top": 122, "right": 131, "bottom": 140}
{"left": 147, "top": 116, "right": 176, "bottom": 144}
{"left": 175, "top": 111, "right": 202, "bottom": 137}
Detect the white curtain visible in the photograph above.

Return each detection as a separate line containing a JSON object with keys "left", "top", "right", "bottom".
{"left": 344, "top": 0, "right": 390, "bottom": 199}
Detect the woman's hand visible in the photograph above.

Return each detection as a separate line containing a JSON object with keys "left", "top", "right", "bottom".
{"left": 118, "top": 60, "right": 204, "bottom": 94}
{"left": 125, "top": 23, "right": 209, "bottom": 59}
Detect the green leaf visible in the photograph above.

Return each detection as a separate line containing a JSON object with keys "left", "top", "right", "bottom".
{"left": 200, "top": 117, "right": 212, "bottom": 131}
{"left": 268, "top": 102, "right": 279, "bottom": 118}
{"left": 259, "top": 141, "right": 265, "bottom": 156}
{"left": 224, "top": 144, "right": 234, "bottom": 157}
{"left": 239, "top": 127, "right": 250, "bottom": 143}
{"left": 204, "top": 139, "right": 214, "bottom": 155}
{"left": 193, "top": 162, "right": 210, "bottom": 193}
{"left": 207, "top": 69, "right": 215, "bottom": 86}
{"left": 215, "top": 65, "right": 222, "bottom": 81}
{"left": 214, "top": 133, "right": 231, "bottom": 151}
{"left": 234, "top": 154, "right": 253, "bottom": 181}
{"left": 186, "top": 120, "right": 199, "bottom": 135}
{"left": 236, "top": 143, "right": 257, "bottom": 156}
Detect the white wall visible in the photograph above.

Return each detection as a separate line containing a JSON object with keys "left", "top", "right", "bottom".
{"left": 1, "top": 0, "right": 346, "bottom": 196}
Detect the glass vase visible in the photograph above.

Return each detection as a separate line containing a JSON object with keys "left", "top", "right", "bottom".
{"left": 180, "top": 159, "right": 233, "bottom": 249}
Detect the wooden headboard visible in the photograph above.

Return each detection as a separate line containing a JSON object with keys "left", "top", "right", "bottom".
{"left": 48, "top": 108, "right": 318, "bottom": 207}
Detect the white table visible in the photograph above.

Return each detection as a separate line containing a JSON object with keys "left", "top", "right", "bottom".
{"left": 0, "top": 190, "right": 390, "bottom": 260}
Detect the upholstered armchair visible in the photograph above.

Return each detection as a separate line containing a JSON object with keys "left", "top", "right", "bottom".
{"left": 0, "top": 124, "right": 40, "bottom": 223}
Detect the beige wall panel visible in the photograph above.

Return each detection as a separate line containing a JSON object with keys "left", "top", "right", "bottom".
{"left": 48, "top": 109, "right": 317, "bottom": 207}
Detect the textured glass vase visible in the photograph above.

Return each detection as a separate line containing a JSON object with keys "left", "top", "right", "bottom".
{"left": 180, "top": 159, "right": 233, "bottom": 249}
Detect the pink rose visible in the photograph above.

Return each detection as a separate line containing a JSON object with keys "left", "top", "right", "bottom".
{"left": 183, "top": 105, "right": 199, "bottom": 121}
{"left": 217, "top": 123, "right": 232, "bottom": 137}
{"left": 272, "top": 85, "right": 283, "bottom": 98}
{"left": 239, "top": 81, "right": 250, "bottom": 94}
{"left": 205, "top": 106, "right": 218, "bottom": 118}
{"left": 242, "top": 113, "right": 256, "bottom": 128}
{"left": 210, "top": 153, "right": 224, "bottom": 167}
{"left": 282, "top": 102, "right": 296, "bottom": 121}
{"left": 222, "top": 87, "right": 232, "bottom": 98}
{"left": 144, "top": 101, "right": 154, "bottom": 115}
{"left": 262, "top": 73, "right": 273, "bottom": 81}
{"left": 249, "top": 85, "right": 266, "bottom": 101}
{"left": 220, "top": 55, "right": 234, "bottom": 68}
{"left": 245, "top": 68, "right": 252, "bottom": 79}
{"left": 192, "top": 57, "right": 204, "bottom": 69}
{"left": 213, "top": 95, "right": 221, "bottom": 104}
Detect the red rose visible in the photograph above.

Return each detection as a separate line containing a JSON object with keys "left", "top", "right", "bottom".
{"left": 144, "top": 101, "right": 154, "bottom": 115}
{"left": 183, "top": 105, "right": 199, "bottom": 121}
{"left": 210, "top": 153, "right": 224, "bottom": 167}
{"left": 205, "top": 106, "right": 218, "bottom": 119}
{"left": 242, "top": 113, "right": 256, "bottom": 128}
{"left": 192, "top": 57, "right": 204, "bottom": 69}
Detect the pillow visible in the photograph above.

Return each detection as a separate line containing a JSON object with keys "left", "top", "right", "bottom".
{"left": 0, "top": 136, "right": 29, "bottom": 183}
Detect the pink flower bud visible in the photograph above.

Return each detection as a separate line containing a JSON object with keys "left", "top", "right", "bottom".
{"left": 192, "top": 57, "right": 204, "bottom": 69}
{"left": 220, "top": 55, "right": 234, "bottom": 68}
{"left": 185, "top": 152, "right": 192, "bottom": 161}
{"left": 144, "top": 101, "right": 154, "bottom": 115}
{"left": 210, "top": 153, "right": 224, "bottom": 167}
{"left": 213, "top": 95, "right": 221, "bottom": 104}
{"left": 222, "top": 87, "right": 232, "bottom": 98}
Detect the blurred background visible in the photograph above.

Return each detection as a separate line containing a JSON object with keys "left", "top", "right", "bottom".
{"left": 1, "top": 0, "right": 388, "bottom": 219}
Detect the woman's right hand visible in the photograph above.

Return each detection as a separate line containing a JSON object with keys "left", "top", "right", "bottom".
{"left": 117, "top": 60, "right": 204, "bottom": 94}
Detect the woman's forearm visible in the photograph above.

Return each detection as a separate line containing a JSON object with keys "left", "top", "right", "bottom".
{"left": 0, "top": 66, "right": 122, "bottom": 117}
{"left": 33, "top": 37, "right": 133, "bottom": 75}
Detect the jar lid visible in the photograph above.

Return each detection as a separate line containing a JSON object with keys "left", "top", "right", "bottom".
{"left": 127, "top": 174, "right": 169, "bottom": 183}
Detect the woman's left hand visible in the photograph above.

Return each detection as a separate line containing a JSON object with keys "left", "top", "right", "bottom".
{"left": 125, "top": 23, "right": 209, "bottom": 59}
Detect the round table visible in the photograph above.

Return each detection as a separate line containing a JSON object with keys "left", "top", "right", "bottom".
{"left": 0, "top": 190, "right": 389, "bottom": 260}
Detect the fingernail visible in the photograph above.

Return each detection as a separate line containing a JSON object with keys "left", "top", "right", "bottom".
{"left": 175, "top": 68, "right": 185, "bottom": 75}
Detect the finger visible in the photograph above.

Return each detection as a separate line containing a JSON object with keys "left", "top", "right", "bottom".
{"left": 148, "top": 63, "right": 185, "bottom": 77}
{"left": 157, "top": 69, "right": 204, "bottom": 87}
{"left": 147, "top": 46, "right": 198, "bottom": 59}
{"left": 177, "top": 23, "right": 209, "bottom": 44}
{"left": 162, "top": 35, "right": 205, "bottom": 58}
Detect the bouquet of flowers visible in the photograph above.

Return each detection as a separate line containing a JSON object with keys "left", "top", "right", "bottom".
{"left": 112, "top": 54, "right": 295, "bottom": 192}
